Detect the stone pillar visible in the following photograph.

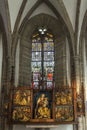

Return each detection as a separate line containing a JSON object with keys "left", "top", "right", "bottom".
{"left": 82, "top": 38, "right": 87, "bottom": 130}
{"left": 0, "top": 57, "right": 13, "bottom": 130}
{"left": 73, "top": 56, "right": 81, "bottom": 94}
{"left": 72, "top": 56, "right": 85, "bottom": 130}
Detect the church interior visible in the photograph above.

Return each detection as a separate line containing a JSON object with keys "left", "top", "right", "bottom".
{"left": 0, "top": 0, "right": 87, "bottom": 130}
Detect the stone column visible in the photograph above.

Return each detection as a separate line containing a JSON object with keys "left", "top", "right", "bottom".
{"left": 0, "top": 56, "right": 13, "bottom": 130}
{"left": 82, "top": 38, "right": 87, "bottom": 130}
{"left": 72, "top": 56, "right": 85, "bottom": 130}
{"left": 73, "top": 56, "right": 81, "bottom": 94}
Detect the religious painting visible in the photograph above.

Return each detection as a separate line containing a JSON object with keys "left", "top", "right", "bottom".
{"left": 55, "top": 106, "right": 74, "bottom": 122}
{"left": 12, "top": 88, "right": 32, "bottom": 122}
{"left": 33, "top": 91, "right": 53, "bottom": 120}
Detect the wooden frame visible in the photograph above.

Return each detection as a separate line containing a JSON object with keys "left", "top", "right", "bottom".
{"left": 9, "top": 86, "right": 78, "bottom": 124}
{"left": 32, "top": 89, "right": 54, "bottom": 122}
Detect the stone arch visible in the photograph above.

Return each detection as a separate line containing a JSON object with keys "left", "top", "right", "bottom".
{"left": 12, "top": 0, "right": 75, "bottom": 64}
{"left": 16, "top": 13, "right": 74, "bottom": 86}
{"left": 20, "top": 13, "right": 74, "bottom": 54}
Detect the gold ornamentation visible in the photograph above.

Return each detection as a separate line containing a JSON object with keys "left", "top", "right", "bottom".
{"left": 55, "top": 91, "right": 72, "bottom": 105}
{"left": 35, "top": 94, "right": 51, "bottom": 119}
{"left": 12, "top": 107, "right": 31, "bottom": 121}
{"left": 55, "top": 107, "right": 73, "bottom": 121}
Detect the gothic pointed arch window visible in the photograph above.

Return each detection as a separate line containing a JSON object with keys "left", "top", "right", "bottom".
{"left": 11, "top": 28, "right": 75, "bottom": 123}
{"left": 31, "top": 29, "right": 54, "bottom": 89}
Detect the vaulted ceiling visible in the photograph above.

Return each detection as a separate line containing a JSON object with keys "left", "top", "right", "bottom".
{"left": 7, "top": 0, "right": 87, "bottom": 31}
{"left": 0, "top": 0, "right": 87, "bottom": 55}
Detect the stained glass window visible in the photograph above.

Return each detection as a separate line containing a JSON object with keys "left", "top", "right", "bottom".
{"left": 31, "top": 32, "right": 54, "bottom": 89}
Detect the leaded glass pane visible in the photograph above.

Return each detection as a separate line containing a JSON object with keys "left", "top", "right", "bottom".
{"left": 47, "top": 81, "right": 53, "bottom": 88}
{"left": 32, "top": 52, "right": 41, "bottom": 61}
{"left": 33, "top": 81, "right": 39, "bottom": 89}
{"left": 32, "top": 43, "right": 41, "bottom": 51}
{"left": 44, "top": 52, "right": 54, "bottom": 61}
{"left": 44, "top": 42, "right": 54, "bottom": 51}
{"left": 44, "top": 61, "right": 54, "bottom": 68}
{"left": 32, "top": 62, "right": 41, "bottom": 72}
{"left": 31, "top": 32, "right": 54, "bottom": 89}
{"left": 44, "top": 62, "right": 54, "bottom": 81}
{"left": 47, "top": 72, "right": 53, "bottom": 81}
{"left": 33, "top": 72, "right": 40, "bottom": 81}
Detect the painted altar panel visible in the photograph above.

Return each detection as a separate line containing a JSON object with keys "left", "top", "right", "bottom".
{"left": 33, "top": 91, "right": 53, "bottom": 119}
{"left": 10, "top": 87, "right": 75, "bottom": 124}
{"left": 55, "top": 88, "right": 74, "bottom": 122}
{"left": 12, "top": 88, "right": 32, "bottom": 122}
{"left": 55, "top": 106, "right": 74, "bottom": 122}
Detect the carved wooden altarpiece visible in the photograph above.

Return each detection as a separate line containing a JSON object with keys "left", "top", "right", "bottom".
{"left": 8, "top": 85, "right": 78, "bottom": 125}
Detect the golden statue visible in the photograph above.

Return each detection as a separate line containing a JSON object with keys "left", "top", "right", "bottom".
{"left": 35, "top": 94, "right": 51, "bottom": 119}
{"left": 60, "top": 92, "right": 67, "bottom": 105}
{"left": 14, "top": 91, "right": 21, "bottom": 105}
